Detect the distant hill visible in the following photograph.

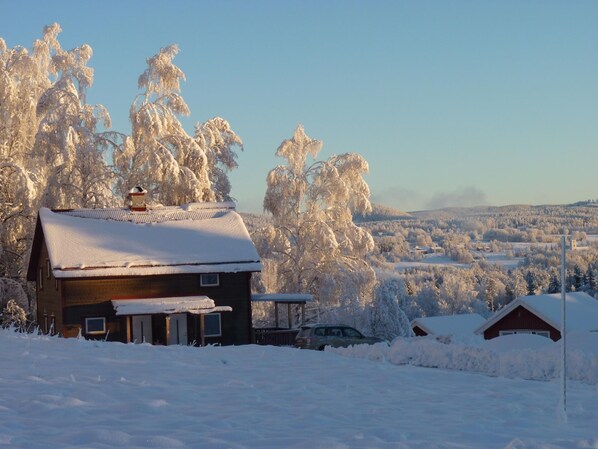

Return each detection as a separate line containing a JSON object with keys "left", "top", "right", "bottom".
{"left": 353, "top": 203, "right": 411, "bottom": 222}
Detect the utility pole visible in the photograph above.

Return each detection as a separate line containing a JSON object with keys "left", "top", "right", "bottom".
{"left": 559, "top": 235, "right": 567, "bottom": 422}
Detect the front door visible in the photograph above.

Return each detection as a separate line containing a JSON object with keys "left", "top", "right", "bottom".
{"left": 132, "top": 315, "right": 152, "bottom": 343}
{"left": 167, "top": 313, "right": 188, "bottom": 345}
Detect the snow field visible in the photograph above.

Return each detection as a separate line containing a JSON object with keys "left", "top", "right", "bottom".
{"left": 1, "top": 329, "right": 597, "bottom": 449}
{"left": 332, "top": 332, "right": 598, "bottom": 384}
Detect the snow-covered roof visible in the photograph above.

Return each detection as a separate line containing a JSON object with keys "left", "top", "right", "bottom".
{"left": 475, "top": 292, "right": 598, "bottom": 334}
{"left": 251, "top": 293, "right": 313, "bottom": 303}
{"left": 38, "top": 202, "right": 262, "bottom": 278}
{"left": 411, "top": 313, "right": 486, "bottom": 337}
{"left": 111, "top": 296, "right": 232, "bottom": 315}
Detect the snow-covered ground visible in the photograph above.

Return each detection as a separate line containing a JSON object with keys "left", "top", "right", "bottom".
{"left": 1, "top": 329, "right": 597, "bottom": 449}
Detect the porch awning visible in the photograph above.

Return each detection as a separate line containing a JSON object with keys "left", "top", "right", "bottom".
{"left": 251, "top": 293, "right": 313, "bottom": 304}
{"left": 111, "top": 296, "right": 232, "bottom": 316}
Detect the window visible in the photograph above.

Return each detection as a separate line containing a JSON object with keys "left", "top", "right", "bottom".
{"left": 85, "top": 317, "right": 106, "bottom": 335}
{"left": 200, "top": 273, "right": 219, "bottom": 287}
{"left": 499, "top": 330, "right": 550, "bottom": 338}
{"left": 46, "top": 259, "right": 51, "bottom": 279}
{"left": 204, "top": 313, "right": 222, "bottom": 337}
{"left": 38, "top": 267, "right": 43, "bottom": 290}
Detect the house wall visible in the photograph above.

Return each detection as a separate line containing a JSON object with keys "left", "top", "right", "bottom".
{"left": 483, "top": 305, "right": 561, "bottom": 341}
{"left": 35, "top": 240, "right": 64, "bottom": 334}
{"left": 60, "top": 272, "right": 254, "bottom": 345}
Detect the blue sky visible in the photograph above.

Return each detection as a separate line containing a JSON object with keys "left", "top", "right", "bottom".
{"left": 2, "top": 0, "right": 597, "bottom": 212}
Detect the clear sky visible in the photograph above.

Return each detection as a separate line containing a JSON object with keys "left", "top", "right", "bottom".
{"left": 2, "top": 0, "right": 597, "bottom": 212}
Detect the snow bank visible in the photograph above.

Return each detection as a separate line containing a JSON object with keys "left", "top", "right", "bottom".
{"left": 331, "top": 332, "right": 598, "bottom": 384}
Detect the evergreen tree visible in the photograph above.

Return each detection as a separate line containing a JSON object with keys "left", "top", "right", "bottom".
{"left": 525, "top": 270, "right": 539, "bottom": 296}
{"left": 547, "top": 274, "right": 561, "bottom": 294}
{"left": 587, "top": 266, "right": 597, "bottom": 291}
{"left": 573, "top": 265, "right": 584, "bottom": 291}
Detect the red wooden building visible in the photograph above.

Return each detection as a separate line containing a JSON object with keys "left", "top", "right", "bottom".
{"left": 475, "top": 292, "right": 598, "bottom": 341}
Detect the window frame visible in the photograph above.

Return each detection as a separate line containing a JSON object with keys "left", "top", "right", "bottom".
{"left": 38, "top": 267, "right": 43, "bottom": 290}
{"left": 46, "top": 259, "right": 51, "bottom": 279}
{"left": 200, "top": 273, "right": 220, "bottom": 287}
{"left": 499, "top": 329, "right": 550, "bottom": 338}
{"left": 203, "top": 313, "right": 222, "bottom": 337}
{"left": 85, "top": 317, "right": 107, "bottom": 335}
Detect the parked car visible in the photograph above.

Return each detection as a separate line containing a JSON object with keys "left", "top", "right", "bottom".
{"left": 294, "top": 324, "right": 384, "bottom": 350}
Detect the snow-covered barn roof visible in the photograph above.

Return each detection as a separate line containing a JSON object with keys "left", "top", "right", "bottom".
{"left": 475, "top": 292, "right": 598, "bottom": 335}
{"left": 411, "top": 313, "right": 486, "bottom": 337}
{"left": 29, "top": 202, "right": 262, "bottom": 279}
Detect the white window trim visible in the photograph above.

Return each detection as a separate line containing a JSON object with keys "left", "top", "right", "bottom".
{"left": 200, "top": 273, "right": 220, "bottom": 287}
{"left": 46, "top": 259, "right": 51, "bottom": 279}
{"left": 204, "top": 313, "right": 222, "bottom": 337}
{"left": 499, "top": 329, "right": 550, "bottom": 338}
{"left": 85, "top": 317, "right": 107, "bottom": 335}
{"left": 38, "top": 267, "right": 43, "bottom": 290}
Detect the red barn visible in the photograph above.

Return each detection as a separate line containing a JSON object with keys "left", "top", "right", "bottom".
{"left": 475, "top": 292, "right": 598, "bottom": 341}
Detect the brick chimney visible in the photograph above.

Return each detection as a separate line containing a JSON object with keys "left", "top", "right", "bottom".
{"left": 127, "top": 186, "right": 147, "bottom": 211}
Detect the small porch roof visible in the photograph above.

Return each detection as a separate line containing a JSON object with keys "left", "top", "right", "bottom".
{"left": 111, "top": 296, "right": 232, "bottom": 316}
{"left": 251, "top": 293, "right": 313, "bottom": 304}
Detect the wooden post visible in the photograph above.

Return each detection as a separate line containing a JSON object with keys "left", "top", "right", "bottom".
{"left": 126, "top": 316, "right": 132, "bottom": 343}
{"left": 200, "top": 314, "right": 206, "bottom": 347}
{"left": 287, "top": 303, "right": 292, "bottom": 329}
{"left": 165, "top": 316, "right": 171, "bottom": 345}
{"left": 301, "top": 303, "right": 305, "bottom": 325}
{"left": 274, "top": 302, "right": 279, "bottom": 328}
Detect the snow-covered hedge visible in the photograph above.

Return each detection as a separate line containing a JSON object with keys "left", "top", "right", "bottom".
{"left": 330, "top": 332, "right": 598, "bottom": 385}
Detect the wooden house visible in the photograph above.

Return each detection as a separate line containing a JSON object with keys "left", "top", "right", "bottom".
{"left": 411, "top": 313, "right": 485, "bottom": 338}
{"left": 474, "top": 292, "right": 598, "bottom": 341}
{"left": 26, "top": 199, "right": 262, "bottom": 346}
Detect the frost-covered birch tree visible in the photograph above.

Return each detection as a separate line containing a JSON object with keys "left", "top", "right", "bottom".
{"left": 255, "top": 125, "right": 376, "bottom": 321}
{"left": 115, "top": 45, "right": 224, "bottom": 205}
{"left": 0, "top": 24, "right": 61, "bottom": 296}
{"left": 33, "top": 27, "right": 116, "bottom": 209}
{"left": 194, "top": 117, "right": 243, "bottom": 201}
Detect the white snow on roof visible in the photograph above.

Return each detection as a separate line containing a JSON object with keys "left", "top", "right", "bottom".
{"left": 411, "top": 313, "right": 486, "bottom": 337}
{"left": 475, "top": 292, "right": 598, "bottom": 334}
{"left": 111, "top": 296, "right": 232, "bottom": 315}
{"left": 39, "top": 203, "right": 261, "bottom": 278}
{"left": 251, "top": 293, "right": 313, "bottom": 303}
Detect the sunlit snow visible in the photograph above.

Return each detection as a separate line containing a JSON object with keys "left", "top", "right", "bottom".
{"left": 1, "top": 329, "right": 596, "bottom": 449}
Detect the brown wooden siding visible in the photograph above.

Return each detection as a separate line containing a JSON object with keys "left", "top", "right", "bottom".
{"left": 483, "top": 305, "right": 561, "bottom": 341}
{"left": 35, "top": 240, "right": 64, "bottom": 334}
{"left": 60, "top": 271, "right": 254, "bottom": 345}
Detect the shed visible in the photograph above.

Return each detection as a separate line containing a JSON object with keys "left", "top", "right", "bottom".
{"left": 411, "top": 313, "right": 486, "bottom": 338}
{"left": 252, "top": 293, "right": 313, "bottom": 346}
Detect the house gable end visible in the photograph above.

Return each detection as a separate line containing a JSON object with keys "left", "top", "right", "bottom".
{"left": 483, "top": 305, "right": 560, "bottom": 341}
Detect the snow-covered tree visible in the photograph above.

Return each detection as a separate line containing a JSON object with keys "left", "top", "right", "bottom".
{"left": 1, "top": 299, "right": 27, "bottom": 329}
{"left": 33, "top": 29, "right": 116, "bottom": 209}
{"left": 0, "top": 24, "right": 61, "bottom": 285}
{"left": 194, "top": 117, "right": 243, "bottom": 201}
{"left": 115, "top": 45, "right": 217, "bottom": 206}
{"left": 255, "top": 125, "right": 376, "bottom": 320}
{"left": 368, "top": 277, "right": 413, "bottom": 340}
